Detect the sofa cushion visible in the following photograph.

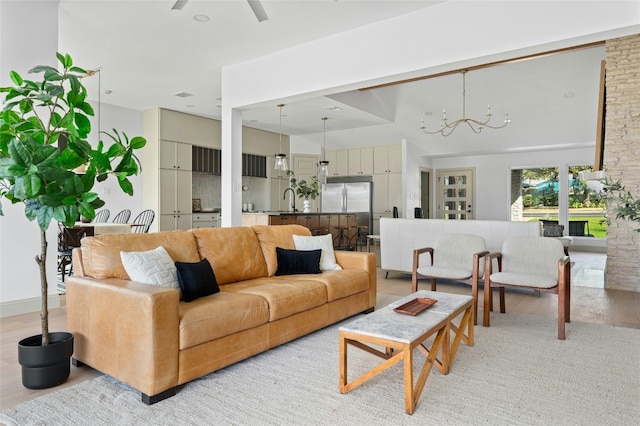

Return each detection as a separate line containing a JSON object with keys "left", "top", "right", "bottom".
{"left": 225, "top": 277, "right": 327, "bottom": 322}
{"left": 81, "top": 230, "right": 200, "bottom": 280}
{"left": 293, "top": 234, "right": 342, "bottom": 271}
{"left": 275, "top": 248, "right": 322, "bottom": 276}
{"left": 252, "top": 225, "right": 312, "bottom": 277}
{"left": 120, "top": 246, "right": 181, "bottom": 297}
{"left": 192, "top": 227, "right": 268, "bottom": 284}
{"left": 178, "top": 291, "right": 269, "bottom": 350}
{"left": 275, "top": 269, "right": 369, "bottom": 302}
{"left": 175, "top": 258, "right": 220, "bottom": 302}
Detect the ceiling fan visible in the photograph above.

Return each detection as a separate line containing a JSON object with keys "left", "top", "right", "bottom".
{"left": 171, "top": 0, "right": 269, "bottom": 22}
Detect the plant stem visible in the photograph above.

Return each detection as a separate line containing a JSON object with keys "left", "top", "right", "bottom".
{"left": 36, "top": 228, "right": 49, "bottom": 345}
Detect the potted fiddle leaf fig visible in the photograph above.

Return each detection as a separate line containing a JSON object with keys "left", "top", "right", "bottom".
{"left": 0, "top": 53, "right": 146, "bottom": 389}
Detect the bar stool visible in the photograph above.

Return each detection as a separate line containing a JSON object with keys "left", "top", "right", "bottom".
{"left": 350, "top": 225, "right": 368, "bottom": 251}
{"left": 333, "top": 226, "right": 354, "bottom": 251}
{"left": 311, "top": 228, "right": 329, "bottom": 236}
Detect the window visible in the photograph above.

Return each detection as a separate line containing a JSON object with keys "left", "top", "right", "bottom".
{"left": 510, "top": 166, "right": 607, "bottom": 239}
{"left": 568, "top": 165, "right": 606, "bottom": 238}
{"left": 511, "top": 167, "right": 559, "bottom": 223}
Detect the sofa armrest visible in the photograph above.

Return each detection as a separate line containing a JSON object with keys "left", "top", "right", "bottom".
{"left": 66, "top": 275, "right": 180, "bottom": 397}
{"left": 334, "top": 251, "right": 377, "bottom": 309}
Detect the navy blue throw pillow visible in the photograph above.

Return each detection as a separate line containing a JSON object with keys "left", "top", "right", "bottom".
{"left": 275, "top": 247, "right": 322, "bottom": 276}
{"left": 175, "top": 258, "right": 220, "bottom": 302}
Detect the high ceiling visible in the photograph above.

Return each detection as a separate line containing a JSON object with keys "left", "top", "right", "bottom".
{"left": 58, "top": 0, "right": 606, "bottom": 157}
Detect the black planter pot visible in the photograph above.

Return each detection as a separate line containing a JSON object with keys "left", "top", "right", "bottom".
{"left": 18, "top": 332, "right": 74, "bottom": 389}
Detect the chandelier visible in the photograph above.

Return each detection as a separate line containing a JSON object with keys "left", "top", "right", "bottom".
{"left": 420, "top": 70, "right": 510, "bottom": 137}
{"left": 273, "top": 103, "right": 288, "bottom": 171}
{"left": 318, "top": 117, "right": 329, "bottom": 173}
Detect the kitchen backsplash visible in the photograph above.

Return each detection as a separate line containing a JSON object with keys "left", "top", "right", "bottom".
{"left": 192, "top": 173, "right": 221, "bottom": 211}
{"left": 192, "top": 173, "right": 271, "bottom": 212}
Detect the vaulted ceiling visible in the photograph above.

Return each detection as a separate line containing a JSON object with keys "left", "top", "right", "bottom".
{"left": 58, "top": 0, "right": 606, "bottom": 157}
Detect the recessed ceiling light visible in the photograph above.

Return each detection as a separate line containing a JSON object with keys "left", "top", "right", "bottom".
{"left": 186, "top": 104, "right": 196, "bottom": 108}
{"left": 564, "top": 92, "right": 575, "bottom": 98}
{"left": 424, "top": 111, "right": 433, "bottom": 116}
{"left": 193, "top": 14, "right": 209, "bottom": 22}
{"left": 325, "top": 106, "right": 342, "bottom": 111}
{"left": 175, "top": 92, "right": 194, "bottom": 98}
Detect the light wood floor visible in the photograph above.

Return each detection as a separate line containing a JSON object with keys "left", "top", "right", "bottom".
{"left": 1, "top": 252, "right": 638, "bottom": 410}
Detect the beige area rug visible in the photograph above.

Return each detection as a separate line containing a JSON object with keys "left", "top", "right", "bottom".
{"left": 2, "top": 312, "right": 639, "bottom": 426}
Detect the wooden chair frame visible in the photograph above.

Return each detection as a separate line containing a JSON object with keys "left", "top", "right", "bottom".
{"left": 412, "top": 246, "right": 489, "bottom": 325}
{"left": 483, "top": 251, "right": 571, "bottom": 340}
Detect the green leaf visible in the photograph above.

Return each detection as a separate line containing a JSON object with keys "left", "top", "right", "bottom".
{"left": 78, "top": 102, "right": 94, "bottom": 116}
{"left": 30, "top": 65, "right": 59, "bottom": 75}
{"left": 35, "top": 204, "right": 54, "bottom": 230}
{"left": 118, "top": 177, "right": 134, "bottom": 195}
{"left": 130, "top": 136, "right": 146, "bottom": 149}
{"left": 74, "top": 113, "right": 91, "bottom": 138}
{"left": 8, "top": 140, "right": 30, "bottom": 167}
{"left": 10, "top": 71, "right": 23, "bottom": 86}
{"left": 63, "top": 173, "right": 84, "bottom": 195}
{"left": 114, "top": 149, "right": 133, "bottom": 173}
{"left": 14, "top": 173, "right": 42, "bottom": 198}
{"left": 81, "top": 192, "right": 99, "bottom": 203}
{"left": 61, "top": 195, "right": 77, "bottom": 206}
{"left": 78, "top": 201, "right": 94, "bottom": 219}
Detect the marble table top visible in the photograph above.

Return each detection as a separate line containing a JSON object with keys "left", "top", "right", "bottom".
{"left": 339, "top": 291, "right": 473, "bottom": 344}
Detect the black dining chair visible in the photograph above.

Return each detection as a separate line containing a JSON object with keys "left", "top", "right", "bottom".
{"left": 132, "top": 209, "right": 155, "bottom": 233}
{"left": 57, "top": 222, "right": 88, "bottom": 282}
{"left": 112, "top": 209, "right": 131, "bottom": 224}
{"left": 93, "top": 209, "right": 110, "bottom": 223}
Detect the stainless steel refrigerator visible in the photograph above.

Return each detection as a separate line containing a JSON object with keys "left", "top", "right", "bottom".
{"left": 321, "top": 182, "right": 372, "bottom": 231}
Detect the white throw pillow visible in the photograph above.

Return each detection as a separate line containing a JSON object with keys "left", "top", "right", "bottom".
{"left": 293, "top": 234, "right": 342, "bottom": 271}
{"left": 120, "top": 246, "right": 181, "bottom": 297}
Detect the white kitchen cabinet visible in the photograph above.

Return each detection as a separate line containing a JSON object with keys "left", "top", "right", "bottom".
{"left": 159, "top": 169, "right": 192, "bottom": 230}
{"left": 325, "top": 149, "right": 349, "bottom": 176}
{"left": 160, "top": 140, "right": 192, "bottom": 171}
{"left": 373, "top": 172, "right": 402, "bottom": 217}
{"left": 192, "top": 213, "right": 220, "bottom": 228}
{"left": 373, "top": 144, "right": 402, "bottom": 174}
{"left": 348, "top": 147, "right": 374, "bottom": 175}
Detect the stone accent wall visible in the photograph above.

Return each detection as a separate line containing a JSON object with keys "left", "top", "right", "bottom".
{"left": 604, "top": 34, "right": 640, "bottom": 292}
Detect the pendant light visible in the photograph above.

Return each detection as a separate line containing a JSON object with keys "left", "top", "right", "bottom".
{"left": 273, "top": 104, "right": 288, "bottom": 171}
{"left": 318, "top": 116, "right": 329, "bottom": 173}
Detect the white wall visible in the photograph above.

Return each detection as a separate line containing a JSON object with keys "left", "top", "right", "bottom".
{"left": 0, "top": 1, "right": 144, "bottom": 313}
{"left": 88, "top": 102, "right": 145, "bottom": 217}
{"left": 0, "top": 1, "right": 61, "bottom": 316}
{"left": 429, "top": 147, "right": 595, "bottom": 220}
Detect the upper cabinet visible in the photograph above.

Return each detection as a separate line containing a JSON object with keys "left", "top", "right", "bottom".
{"left": 373, "top": 144, "right": 402, "bottom": 174}
{"left": 325, "top": 149, "right": 349, "bottom": 177}
{"left": 160, "top": 140, "right": 192, "bottom": 171}
{"left": 192, "top": 145, "right": 221, "bottom": 174}
{"left": 159, "top": 109, "right": 220, "bottom": 148}
{"left": 348, "top": 147, "right": 374, "bottom": 175}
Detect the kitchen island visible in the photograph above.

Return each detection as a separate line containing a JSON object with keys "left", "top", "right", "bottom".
{"left": 242, "top": 211, "right": 369, "bottom": 250}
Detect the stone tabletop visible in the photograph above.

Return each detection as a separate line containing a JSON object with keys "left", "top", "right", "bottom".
{"left": 339, "top": 291, "right": 473, "bottom": 344}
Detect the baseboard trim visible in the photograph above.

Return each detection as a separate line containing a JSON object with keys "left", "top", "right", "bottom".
{"left": 0, "top": 294, "right": 61, "bottom": 318}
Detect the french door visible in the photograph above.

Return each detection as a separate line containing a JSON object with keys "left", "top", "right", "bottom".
{"left": 436, "top": 168, "right": 475, "bottom": 220}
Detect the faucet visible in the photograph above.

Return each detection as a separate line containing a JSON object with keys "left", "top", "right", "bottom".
{"left": 283, "top": 188, "right": 296, "bottom": 212}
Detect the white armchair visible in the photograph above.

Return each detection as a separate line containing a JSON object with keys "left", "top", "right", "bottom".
{"left": 412, "top": 233, "right": 488, "bottom": 324}
{"left": 483, "top": 237, "right": 571, "bottom": 340}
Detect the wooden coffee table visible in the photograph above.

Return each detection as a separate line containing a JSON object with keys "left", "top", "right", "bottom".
{"left": 338, "top": 290, "right": 474, "bottom": 414}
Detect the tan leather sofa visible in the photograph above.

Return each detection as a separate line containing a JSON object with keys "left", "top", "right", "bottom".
{"left": 66, "top": 225, "right": 376, "bottom": 404}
